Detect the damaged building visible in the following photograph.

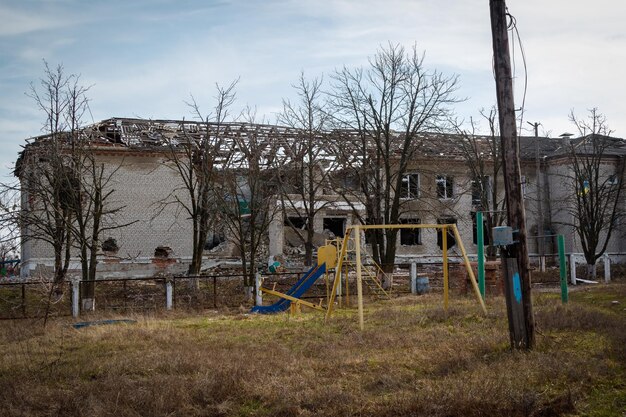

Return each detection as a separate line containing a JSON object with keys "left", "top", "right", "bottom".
{"left": 15, "top": 117, "right": 626, "bottom": 279}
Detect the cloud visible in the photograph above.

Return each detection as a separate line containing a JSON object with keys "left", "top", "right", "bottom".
{"left": 1, "top": 0, "right": 625, "bottom": 185}
{"left": 0, "top": 5, "right": 77, "bottom": 37}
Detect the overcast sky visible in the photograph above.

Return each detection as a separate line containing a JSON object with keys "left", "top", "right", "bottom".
{"left": 1, "top": 0, "right": 625, "bottom": 181}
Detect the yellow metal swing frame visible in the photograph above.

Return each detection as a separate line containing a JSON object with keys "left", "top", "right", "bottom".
{"left": 325, "top": 223, "right": 488, "bottom": 330}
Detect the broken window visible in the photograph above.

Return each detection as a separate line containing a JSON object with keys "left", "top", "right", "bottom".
{"left": 205, "top": 232, "right": 226, "bottom": 250}
{"left": 436, "top": 175, "right": 454, "bottom": 199}
{"left": 154, "top": 246, "right": 173, "bottom": 258}
{"left": 400, "top": 173, "right": 420, "bottom": 199}
{"left": 436, "top": 218, "right": 456, "bottom": 250}
{"left": 471, "top": 212, "right": 491, "bottom": 245}
{"left": 323, "top": 217, "right": 346, "bottom": 238}
{"left": 284, "top": 216, "right": 306, "bottom": 229}
{"left": 102, "top": 237, "right": 119, "bottom": 253}
{"left": 400, "top": 218, "right": 421, "bottom": 246}
{"left": 471, "top": 176, "right": 490, "bottom": 206}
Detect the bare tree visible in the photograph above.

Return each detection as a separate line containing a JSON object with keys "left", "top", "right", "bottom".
{"left": 17, "top": 61, "right": 75, "bottom": 286}
{"left": 564, "top": 109, "right": 625, "bottom": 278}
{"left": 0, "top": 191, "right": 20, "bottom": 277}
{"left": 62, "top": 74, "right": 97, "bottom": 307}
{"left": 215, "top": 111, "right": 282, "bottom": 294}
{"left": 10, "top": 63, "right": 133, "bottom": 313}
{"left": 0, "top": 188, "right": 20, "bottom": 246}
{"left": 160, "top": 81, "right": 238, "bottom": 279}
{"left": 68, "top": 137, "right": 134, "bottom": 310}
{"left": 452, "top": 107, "right": 505, "bottom": 258}
{"left": 276, "top": 73, "right": 334, "bottom": 265}
{"left": 327, "top": 44, "right": 459, "bottom": 281}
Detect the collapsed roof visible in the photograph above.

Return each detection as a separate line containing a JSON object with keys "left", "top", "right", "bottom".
{"left": 16, "top": 117, "right": 626, "bottom": 176}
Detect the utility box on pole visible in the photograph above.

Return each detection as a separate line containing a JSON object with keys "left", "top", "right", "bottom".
{"left": 492, "top": 226, "right": 514, "bottom": 246}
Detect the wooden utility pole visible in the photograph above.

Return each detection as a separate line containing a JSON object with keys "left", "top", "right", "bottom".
{"left": 489, "top": 0, "right": 535, "bottom": 349}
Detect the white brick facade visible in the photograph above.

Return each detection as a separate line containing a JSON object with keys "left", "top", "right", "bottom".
{"left": 17, "top": 119, "right": 626, "bottom": 278}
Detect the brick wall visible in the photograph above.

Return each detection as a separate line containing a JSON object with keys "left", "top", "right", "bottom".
{"left": 21, "top": 150, "right": 196, "bottom": 277}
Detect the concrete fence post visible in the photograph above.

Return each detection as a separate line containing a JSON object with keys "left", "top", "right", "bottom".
{"left": 569, "top": 254, "right": 577, "bottom": 285}
{"left": 255, "top": 272, "right": 263, "bottom": 306}
{"left": 166, "top": 281, "right": 173, "bottom": 310}
{"left": 410, "top": 262, "right": 417, "bottom": 294}
{"left": 603, "top": 253, "right": 611, "bottom": 283}
{"left": 71, "top": 279, "right": 80, "bottom": 318}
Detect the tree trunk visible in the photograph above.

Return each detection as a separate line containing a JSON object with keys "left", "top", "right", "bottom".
{"left": 305, "top": 226, "right": 314, "bottom": 266}
{"left": 380, "top": 262, "right": 394, "bottom": 289}
{"left": 80, "top": 242, "right": 96, "bottom": 312}
{"left": 188, "top": 221, "right": 202, "bottom": 289}
{"left": 586, "top": 263, "right": 597, "bottom": 280}
{"left": 305, "top": 209, "right": 317, "bottom": 266}
{"left": 54, "top": 245, "right": 64, "bottom": 284}
{"left": 188, "top": 244, "right": 201, "bottom": 290}
{"left": 381, "top": 230, "right": 398, "bottom": 289}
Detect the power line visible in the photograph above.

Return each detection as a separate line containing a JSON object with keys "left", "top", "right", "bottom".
{"left": 506, "top": 9, "right": 529, "bottom": 133}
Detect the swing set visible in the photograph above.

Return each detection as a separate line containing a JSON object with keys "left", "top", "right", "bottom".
{"left": 325, "top": 223, "right": 488, "bottom": 330}
{"left": 254, "top": 223, "right": 488, "bottom": 330}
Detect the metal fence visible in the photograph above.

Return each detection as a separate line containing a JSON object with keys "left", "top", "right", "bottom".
{"left": 0, "top": 280, "right": 72, "bottom": 320}
{"left": 0, "top": 272, "right": 305, "bottom": 319}
{"left": 0, "top": 260, "right": 530, "bottom": 319}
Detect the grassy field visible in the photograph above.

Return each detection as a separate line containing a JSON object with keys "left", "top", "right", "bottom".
{"left": 0, "top": 284, "right": 624, "bottom": 417}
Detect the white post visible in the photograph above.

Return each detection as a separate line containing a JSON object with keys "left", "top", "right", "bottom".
{"left": 355, "top": 228, "right": 364, "bottom": 331}
{"left": 72, "top": 279, "right": 80, "bottom": 318}
{"left": 166, "top": 281, "right": 173, "bottom": 310}
{"left": 569, "top": 254, "right": 577, "bottom": 285}
{"left": 410, "top": 263, "right": 417, "bottom": 294}
{"left": 603, "top": 253, "right": 611, "bottom": 283}
{"left": 255, "top": 272, "right": 263, "bottom": 306}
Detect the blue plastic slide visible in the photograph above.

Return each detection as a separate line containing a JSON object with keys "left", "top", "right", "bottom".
{"left": 251, "top": 263, "right": 326, "bottom": 314}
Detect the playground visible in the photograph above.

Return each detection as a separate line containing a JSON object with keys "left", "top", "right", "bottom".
{"left": 0, "top": 283, "right": 624, "bottom": 416}
{"left": 1, "top": 223, "right": 624, "bottom": 416}
{"left": 252, "top": 223, "right": 488, "bottom": 329}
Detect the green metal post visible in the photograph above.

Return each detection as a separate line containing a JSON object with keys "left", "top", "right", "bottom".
{"left": 558, "top": 235, "right": 568, "bottom": 303}
{"left": 477, "top": 211, "right": 485, "bottom": 299}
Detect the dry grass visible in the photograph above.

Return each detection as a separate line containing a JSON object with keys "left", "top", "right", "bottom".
{"left": 0, "top": 284, "right": 624, "bottom": 417}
